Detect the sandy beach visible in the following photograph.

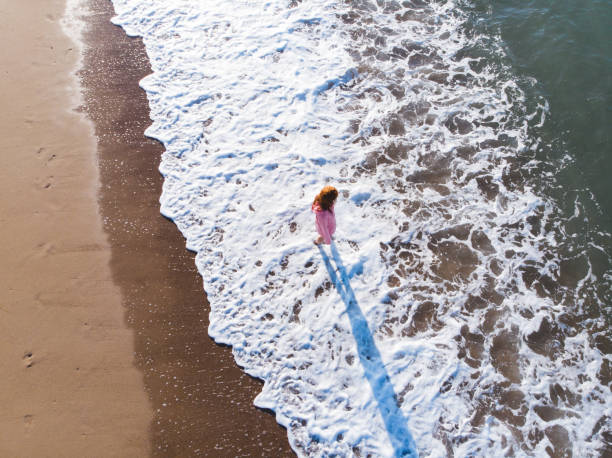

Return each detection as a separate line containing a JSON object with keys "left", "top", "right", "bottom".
{"left": 1, "top": 0, "right": 292, "bottom": 455}
{"left": 0, "top": 0, "right": 151, "bottom": 456}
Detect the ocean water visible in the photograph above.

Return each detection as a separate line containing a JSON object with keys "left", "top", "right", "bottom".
{"left": 109, "top": 0, "right": 611, "bottom": 456}
{"left": 482, "top": 0, "right": 612, "bottom": 233}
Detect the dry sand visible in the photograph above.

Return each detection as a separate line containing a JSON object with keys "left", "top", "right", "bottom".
{"left": 0, "top": 0, "right": 152, "bottom": 456}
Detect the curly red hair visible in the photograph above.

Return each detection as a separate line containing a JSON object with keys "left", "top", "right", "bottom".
{"left": 313, "top": 185, "right": 338, "bottom": 211}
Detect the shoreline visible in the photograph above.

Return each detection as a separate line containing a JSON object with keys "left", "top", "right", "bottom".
{"left": 80, "top": 0, "right": 294, "bottom": 455}
{"left": 0, "top": 0, "right": 151, "bottom": 455}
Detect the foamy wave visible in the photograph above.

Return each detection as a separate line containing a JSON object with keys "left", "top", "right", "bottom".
{"left": 110, "top": 0, "right": 610, "bottom": 455}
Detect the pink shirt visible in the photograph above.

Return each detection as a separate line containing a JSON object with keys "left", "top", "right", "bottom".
{"left": 312, "top": 202, "right": 336, "bottom": 244}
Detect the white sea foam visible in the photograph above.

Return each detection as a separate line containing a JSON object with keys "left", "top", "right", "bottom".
{"left": 110, "top": 0, "right": 610, "bottom": 456}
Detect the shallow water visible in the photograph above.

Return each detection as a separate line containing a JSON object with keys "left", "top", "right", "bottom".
{"left": 483, "top": 0, "right": 612, "bottom": 231}
{"left": 110, "top": 0, "right": 611, "bottom": 456}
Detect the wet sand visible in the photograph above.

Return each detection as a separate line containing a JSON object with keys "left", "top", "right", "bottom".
{"left": 79, "top": 0, "right": 294, "bottom": 455}
{"left": 0, "top": 0, "right": 151, "bottom": 456}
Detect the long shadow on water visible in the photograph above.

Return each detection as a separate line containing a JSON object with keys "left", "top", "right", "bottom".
{"left": 317, "top": 242, "right": 418, "bottom": 458}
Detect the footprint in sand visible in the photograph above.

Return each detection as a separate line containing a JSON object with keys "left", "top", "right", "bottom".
{"left": 35, "top": 175, "right": 54, "bottom": 190}
{"left": 23, "top": 414, "right": 34, "bottom": 432}
{"left": 34, "top": 242, "right": 56, "bottom": 258}
{"left": 23, "top": 352, "right": 34, "bottom": 368}
{"left": 36, "top": 147, "right": 56, "bottom": 164}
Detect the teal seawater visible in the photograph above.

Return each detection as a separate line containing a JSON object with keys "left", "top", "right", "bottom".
{"left": 480, "top": 0, "right": 611, "bottom": 231}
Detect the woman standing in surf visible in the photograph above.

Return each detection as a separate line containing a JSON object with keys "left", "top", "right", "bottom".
{"left": 312, "top": 185, "right": 338, "bottom": 245}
